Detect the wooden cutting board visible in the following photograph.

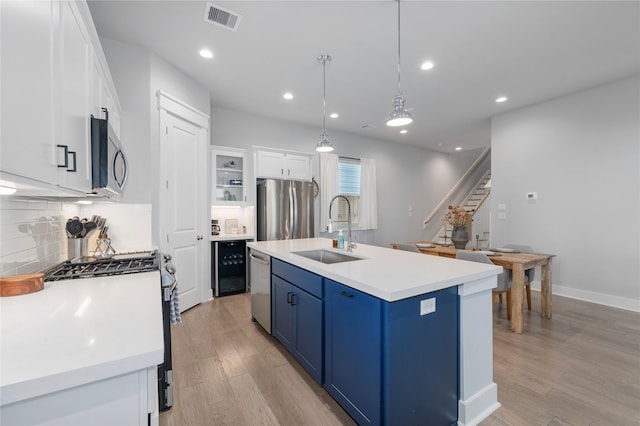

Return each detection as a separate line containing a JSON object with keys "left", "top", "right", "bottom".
{"left": 0, "top": 273, "right": 44, "bottom": 297}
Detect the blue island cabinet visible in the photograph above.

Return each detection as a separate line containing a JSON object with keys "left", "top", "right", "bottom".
{"left": 324, "top": 279, "right": 459, "bottom": 426}
{"left": 271, "top": 259, "right": 323, "bottom": 384}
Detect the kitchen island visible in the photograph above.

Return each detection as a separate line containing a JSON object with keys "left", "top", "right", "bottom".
{"left": 0, "top": 271, "right": 164, "bottom": 425}
{"left": 247, "top": 238, "right": 502, "bottom": 426}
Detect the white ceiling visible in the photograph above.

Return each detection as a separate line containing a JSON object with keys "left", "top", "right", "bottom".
{"left": 87, "top": 1, "right": 640, "bottom": 153}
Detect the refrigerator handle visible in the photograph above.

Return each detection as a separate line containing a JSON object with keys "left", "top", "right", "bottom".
{"left": 292, "top": 185, "right": 298, "bottom": 237}
{"left": 289, "top": 185, "right": 296, "bottom": 237}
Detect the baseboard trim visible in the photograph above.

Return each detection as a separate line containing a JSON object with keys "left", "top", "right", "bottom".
{"left": 530, "top": 281, "right": 640, "bottom": 312}
{"left": 458, "top": 383, "right": 501, "bottom": 426}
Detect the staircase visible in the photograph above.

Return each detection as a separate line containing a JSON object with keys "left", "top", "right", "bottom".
{"left": 462, "top": 170, "right": 491, "bottom": 213}
{"left": 422, "top": 147, "right": 492, "bottom": 243}
{"left": 432, "top": 170, "right": 491, "bottom": 244}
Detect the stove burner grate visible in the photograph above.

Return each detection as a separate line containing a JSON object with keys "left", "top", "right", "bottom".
{"left": 44, "top": 251, "right": 159, "bottom": 282}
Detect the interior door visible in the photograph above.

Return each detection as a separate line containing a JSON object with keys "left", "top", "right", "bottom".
{"left": 160, "top": 107, "right": 208, "bottom": 312}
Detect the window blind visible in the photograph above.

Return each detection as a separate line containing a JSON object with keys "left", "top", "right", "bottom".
{"left": 338, "top": 158, "right": 360, "bottom": 195}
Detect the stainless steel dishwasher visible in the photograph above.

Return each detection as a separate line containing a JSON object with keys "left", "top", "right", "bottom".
{"left": 249, "top": 248, "right": 271, "bottom": 333}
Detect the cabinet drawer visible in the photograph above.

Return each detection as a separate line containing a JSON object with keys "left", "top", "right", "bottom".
{"left": 272, "top": 259, "right": 322, "bottom": 299}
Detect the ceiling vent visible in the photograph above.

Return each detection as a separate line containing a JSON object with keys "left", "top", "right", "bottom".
{"left": 204, "top": 3, "right": 241, "bottom": 31}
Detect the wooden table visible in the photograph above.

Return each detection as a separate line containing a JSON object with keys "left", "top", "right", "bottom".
{"left": 391, "top": 242, "right": 555, "bottom": 333}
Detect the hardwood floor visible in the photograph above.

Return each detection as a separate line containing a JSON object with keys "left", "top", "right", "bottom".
{"left": 160, "top": 291, "right": 640, "bottom": 426}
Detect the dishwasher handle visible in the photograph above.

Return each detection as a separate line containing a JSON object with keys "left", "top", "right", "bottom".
{"left": 249, "top": 252, "right": 270, "bottom": 265}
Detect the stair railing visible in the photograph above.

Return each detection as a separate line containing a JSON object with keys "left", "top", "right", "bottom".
{"left": 423, "top": 146, "right": 491, "bottom": 225}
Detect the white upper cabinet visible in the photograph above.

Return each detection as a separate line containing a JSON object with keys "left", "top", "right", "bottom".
{"left": 90, "top": 50, "right": 121, "bottom": 140}
{"left": 256, "top": 150, "right": 312, "bottom": 181}
{"left": 0, "top": 0, "right": 122, "bottom": 196}
{"left": 285, "top": 153, "right": 313, "bottom": 180}
{"left": 54, "top": 0, "right": 92, "bottom": 192}
{"left": 212, "top": 148, "right": 247, "bottom": 205}
{"left": 0, "top": 0, "right": 58, "bottom": 186}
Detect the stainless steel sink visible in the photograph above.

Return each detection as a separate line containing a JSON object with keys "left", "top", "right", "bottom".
{"left": 292, "top": 249, "right": 363, "bottom": 264}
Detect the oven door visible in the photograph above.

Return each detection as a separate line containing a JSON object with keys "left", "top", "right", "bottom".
{"left": 158, "top": 266, "right": 176, "bottom": 411}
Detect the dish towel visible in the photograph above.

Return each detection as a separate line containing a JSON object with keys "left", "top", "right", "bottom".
{"left": 161, "top": 268, "right": 182, "bottom": 324}
{"left": 170, "top": 287, "right": 182, "bottom": 324}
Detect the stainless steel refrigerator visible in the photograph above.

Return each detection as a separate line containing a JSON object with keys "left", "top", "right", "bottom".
{"left": 257, "top": 179, "right": 314, "bottom": 241}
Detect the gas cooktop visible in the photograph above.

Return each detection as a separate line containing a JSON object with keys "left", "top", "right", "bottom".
{"left": 44, "top": 250, "right": 159, "bottom": 282}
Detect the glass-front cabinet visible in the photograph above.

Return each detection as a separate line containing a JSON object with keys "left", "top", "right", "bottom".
{"left": 212, "top": 148, "right": 247, "bottom": 205}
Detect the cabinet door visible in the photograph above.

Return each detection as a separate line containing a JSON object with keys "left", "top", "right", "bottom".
{"left": 256, "top": 151, "right": 285, "bottom": 179}
{"left": 285, "top": 154, "right": 312, "bottom": 181}
{"left": 55, "top": 0, "right": 92, "bottom": 192}
{"left": 90, "top": 51, "right": 121, "bottom": 140}
{"left": 212, "top": 149, "right": 246, "bottom": 204}
{"left": 0, "top": 0, "right": 57, "bottom": 184}
{"left": 292, "top": 289, "right": 323, "bottom": 384}
{"left": 272, "top": 276, "right": 294, "bottom": 351}
{"left": 324, "top": 279, "right": 382, "bottom": 426}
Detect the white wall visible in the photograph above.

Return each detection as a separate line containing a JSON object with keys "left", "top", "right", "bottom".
{"left": 491, "top": 76, "right": 640, "bottom": 311}
{"left": 211, "top": 107, "right": 480, "bottom": 248}
{"left": 100, "top": 37, "right": 210, "bottom": 247}
{"left": 101, "top": 38, "right": 152, "bottom": 204}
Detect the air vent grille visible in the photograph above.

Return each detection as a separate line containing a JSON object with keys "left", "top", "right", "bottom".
{"left": 204, "top": 3, "right": 241, "bottom": 31}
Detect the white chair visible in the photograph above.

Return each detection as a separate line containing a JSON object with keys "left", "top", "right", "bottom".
{"left": 397, "top": 243, "right": 421, "bottom": 253}
{"left": 456, "top": 251, "right": 513, "bottom": 319}
{"left": 503, "top": 244, "right": 535, "bottom": 311}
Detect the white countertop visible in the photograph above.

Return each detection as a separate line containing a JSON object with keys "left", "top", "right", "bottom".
{"left": 248, "top": 238, "right": 502, "bottom": 302}
{"left": 0, "top": 271, "right": 164, "bottom": 405}
{"left": 210, "top": 233, "right": 254, "bottom": 241}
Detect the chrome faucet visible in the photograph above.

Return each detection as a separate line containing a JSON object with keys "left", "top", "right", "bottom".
{"left": 328, "top": 195, "right": 354, "bottom": 252}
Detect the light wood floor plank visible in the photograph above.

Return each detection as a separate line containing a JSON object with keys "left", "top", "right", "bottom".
{"left": 161, "top": 290, "right": 640, "bottom": 426}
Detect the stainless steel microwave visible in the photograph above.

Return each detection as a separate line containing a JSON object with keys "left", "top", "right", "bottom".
{"left": 90, "top": 110, "right": 127, "bottom": 200}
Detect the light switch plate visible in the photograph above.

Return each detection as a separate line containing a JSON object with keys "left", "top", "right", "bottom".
{"left": 420, "top": 298, "right": 436, "bottom": 315}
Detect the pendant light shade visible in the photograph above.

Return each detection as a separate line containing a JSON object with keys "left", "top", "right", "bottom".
{"left": 386, "top": 0, "right": 413, "bottom": 127}
{"left": 316, "top": 54, "right": 335, "bottom": 153}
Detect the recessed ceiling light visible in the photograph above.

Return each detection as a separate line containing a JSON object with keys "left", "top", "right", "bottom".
{"left": 199, "top": 49, "right": 213, "bottom": 59}
{"left": 455, "top": 147, "right": 462, "bottom": 151}
{"left": 420, "top": 61, "right": 434, "bottom": 71}
{"left": 329, "top": 113, "right": 339, "bottom": 119}
{"left": 495, "top": 96, "right": 508, "bottom": 103}
{"left": 283, "top": 92, "right": 294, "bottom": 100}
{"left": 400, "top": 129, "right": 408, "bottom": 134}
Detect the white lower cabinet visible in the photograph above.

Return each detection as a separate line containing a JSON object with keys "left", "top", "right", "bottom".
{"left": 0, "top": 367, "right": 159, "bottom": 426}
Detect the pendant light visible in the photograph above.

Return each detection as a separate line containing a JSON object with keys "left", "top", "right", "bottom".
{"left": 386, "top": 0, "right": 413, "bottom": 127}
{"left": 315, "top": 54, "right": 335, "bottom": 153}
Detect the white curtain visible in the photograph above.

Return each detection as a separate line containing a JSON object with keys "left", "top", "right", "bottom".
{"left": 359, "top": 157, "right": 378, "bottom": 230}
{"left": 319, "top": 153, "right": 339, "bottom": 232}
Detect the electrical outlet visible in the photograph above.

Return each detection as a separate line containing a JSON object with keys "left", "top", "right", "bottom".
{"left": 420, "top": 298, "right": 436, "bottom": 315}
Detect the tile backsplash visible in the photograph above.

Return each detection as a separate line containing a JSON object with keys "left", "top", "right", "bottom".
{"left": 0, "top": 199, "right": 153, "bottom": 277}
{"left": 0, "top": 197, "right": 79, "bottom": 276}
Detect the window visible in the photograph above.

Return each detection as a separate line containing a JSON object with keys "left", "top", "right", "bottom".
{"left": 334, "top": 158, "right": 360, "bottom": 226}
